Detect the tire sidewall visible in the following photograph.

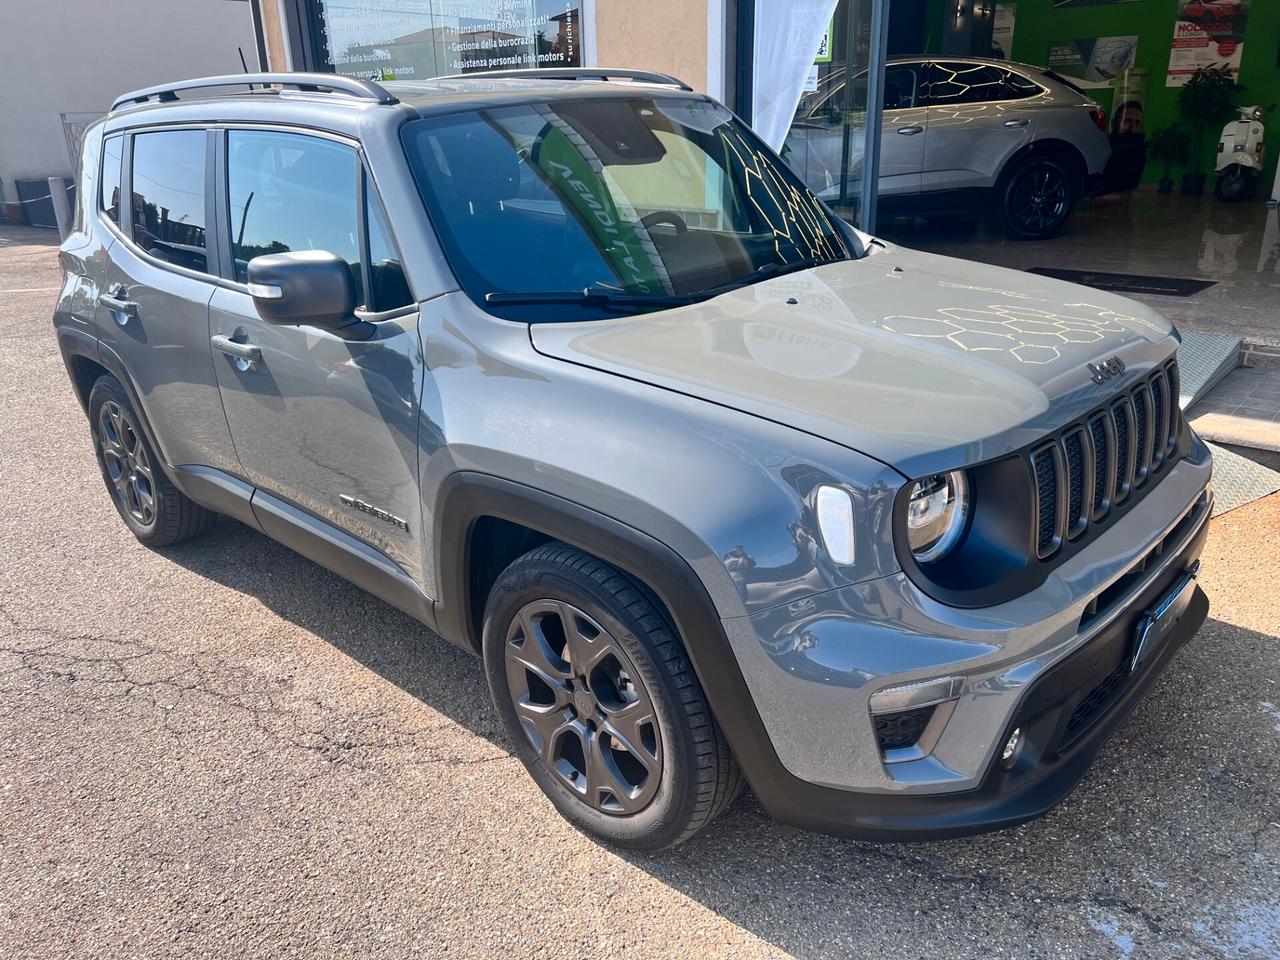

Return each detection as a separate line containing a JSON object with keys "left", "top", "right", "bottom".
{"left": 482, "top": 561, "right": 702, "bottom": 849}
{"left": 88, "top": 376, "right": 161, "bottom": 541}
{"left": 1001, "top": 157, "right": 1073, "bottom": 240}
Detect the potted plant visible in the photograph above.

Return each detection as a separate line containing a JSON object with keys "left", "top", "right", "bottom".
{"left": 1176, "top": 67, "right": 1243, "bottom": 194}
{"left": 1146, "top": 127, "right": 1189, "bottom": 193}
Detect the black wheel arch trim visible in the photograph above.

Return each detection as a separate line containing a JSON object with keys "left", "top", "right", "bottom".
{"left": 432, "top": 473, "right": 806, "bottom": 805}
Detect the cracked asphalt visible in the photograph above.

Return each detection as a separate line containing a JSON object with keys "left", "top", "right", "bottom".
{"left": 2, "top": 224, "right": 1279, "bottom": 959}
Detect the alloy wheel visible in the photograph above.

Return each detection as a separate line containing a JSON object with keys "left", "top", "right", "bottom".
{"left": 504, "top": 599, "right": 662, "bottom": 815}
{"left": 97, "top": 400, "right": 156, "bottom": 527}
{"left": 1010, "top": 163, "right": 1069, "bottom": 235}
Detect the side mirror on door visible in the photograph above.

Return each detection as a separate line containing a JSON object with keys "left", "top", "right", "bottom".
{"left": 246, "top": 251, "right": 371, "bottom": 339}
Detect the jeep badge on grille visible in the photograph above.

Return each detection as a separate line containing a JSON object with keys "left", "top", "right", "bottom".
{"left": 1087, "top": 356, "right": 1126, "bottom": 385}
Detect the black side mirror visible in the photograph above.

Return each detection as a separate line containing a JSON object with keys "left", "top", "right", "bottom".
{"left": 246, "top": 251, "right": 366, "bottom": 337}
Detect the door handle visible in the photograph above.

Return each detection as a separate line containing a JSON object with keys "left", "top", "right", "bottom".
{"left": 1003, "top": 118, "right": 1029, "bottom": 128}
{"left": 211, "top": 334, "right": 262, "bottom": 366}
{"left": 897, "top": 125, "right": 924, "bottom": 136}
{"left": 100, "top": 287, "right": 137, "bottom": 320}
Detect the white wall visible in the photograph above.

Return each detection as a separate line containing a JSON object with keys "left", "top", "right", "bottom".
{"left": 0, "top": 0, "right": 257, "bottom": 194}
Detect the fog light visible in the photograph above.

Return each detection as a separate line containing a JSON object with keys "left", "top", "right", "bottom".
{"left": 1001, "top": 727, "right": 1023, "bottom": 769}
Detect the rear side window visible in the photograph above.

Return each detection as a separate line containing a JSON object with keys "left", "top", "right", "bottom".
{"left": 100, "top": 136, "right": 123, "bottom": 225}
{"left": 926, "top": 63, "right": 1011, "bottom": 105}
{"left": 130, "top": 130, "right": 208, "bottom": 273}
{"left": 226, "top": 130, "right": 358, "bottom": 286}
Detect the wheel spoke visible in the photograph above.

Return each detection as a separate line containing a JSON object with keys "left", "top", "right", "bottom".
{"left": 600, "top": 702, "right": 661, "bottom": 777}
{"left": 555, "top": 602, "right": 606, "bottom": 673}
{"left": 513, "top": 697, "right": 572, "bottom": 762}
{"left": 510, "top": 606, "right": 572, "bottom": 681}
{"left": 584, "top": 725, "right": 643, "bottom": 811}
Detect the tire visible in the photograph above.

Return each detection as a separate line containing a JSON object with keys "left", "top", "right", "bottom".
{"left": 997, "top": 156, "right": 1075, "bottom": 240}
{"left": 1214, "top": 167, "right": 1255, "bottom": 203}
{"left": 482, "top": 543, "right": 743, "bottom": 850}
{"left": 88, "top": 375, "right": 214, "bottom": 547}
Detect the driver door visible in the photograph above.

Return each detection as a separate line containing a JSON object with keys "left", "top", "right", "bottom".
{"left": 208, "top": 127, "right": 427, "bottom": 584}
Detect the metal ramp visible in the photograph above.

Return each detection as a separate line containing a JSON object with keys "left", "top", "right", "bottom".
{"left": 1175, "top": 335, "right": 1280, "bottom": 516}
{"left": 1177, "top": 330, "right": 1242, "bottom": 409}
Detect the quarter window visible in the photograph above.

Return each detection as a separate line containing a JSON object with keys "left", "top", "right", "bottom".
{"left": 130, "top": 130, "right": 208, "bottom": 273}
{"left": 225, "top": 130, "right": 358, "bottom": 288}
{"left": 364, "top": 184, "right": 412, "bottom": 311}
{"left": 100, "top": 135, "right": 123, "bottom": 225}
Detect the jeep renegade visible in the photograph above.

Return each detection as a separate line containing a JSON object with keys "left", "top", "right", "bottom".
{"left": 55, "top": 70, "right": 1212, "bottom": 850}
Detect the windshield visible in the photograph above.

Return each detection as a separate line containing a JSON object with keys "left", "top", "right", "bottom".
{"left": 401, "top": 96, "right": 851, "bottom": 321}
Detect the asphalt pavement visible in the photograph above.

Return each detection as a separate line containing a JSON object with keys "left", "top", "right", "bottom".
{"left": 1, "top": 224, "right": 1278, "bottom": 959}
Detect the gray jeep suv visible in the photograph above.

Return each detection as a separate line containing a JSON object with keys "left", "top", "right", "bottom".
{"left": 55, "top": 69, "right": 1212, "bottom": 851}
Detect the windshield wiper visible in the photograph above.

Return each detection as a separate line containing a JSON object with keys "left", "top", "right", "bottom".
{"left": 484, "top": 288, "right": 698, "bottom": 309}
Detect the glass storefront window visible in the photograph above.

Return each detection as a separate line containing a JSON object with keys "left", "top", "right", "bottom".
{"left": 315, "top": 1, "right": 584, "bottom": 81}
{"left": 780, "top": 0, "right": 876, "bottom": 225}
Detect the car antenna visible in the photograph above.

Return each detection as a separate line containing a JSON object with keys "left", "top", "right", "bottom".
{"left": 238, "top": 46, "right": 254, "bottom": 90}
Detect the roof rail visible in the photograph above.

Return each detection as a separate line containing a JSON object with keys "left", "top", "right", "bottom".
{"left": 431, "top": 67, "right": 693, "bottom": 92}
{"left": 110, "top": 73, "right": 398, "bottom": 113}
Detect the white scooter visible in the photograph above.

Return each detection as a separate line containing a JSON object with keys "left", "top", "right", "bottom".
{"left": 1215, "top": 105, "right": 1267, "bottom": 202}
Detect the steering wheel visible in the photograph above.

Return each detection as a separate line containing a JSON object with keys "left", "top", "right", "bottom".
{"left": 638, "top": 211, "right": 688, "bottom": 236}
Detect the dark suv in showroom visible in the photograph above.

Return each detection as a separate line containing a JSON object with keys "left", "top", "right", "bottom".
{"left": 55, "top": 70, "right": 1210, "bottom": 850}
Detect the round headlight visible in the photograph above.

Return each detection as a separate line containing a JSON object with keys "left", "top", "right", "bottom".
{"left": 906, "top": 471, "right": 969, "bottom": 563}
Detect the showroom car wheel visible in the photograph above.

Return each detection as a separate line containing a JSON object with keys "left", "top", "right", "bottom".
{"left": 88, "top": 375, "right": 214, "bottom": 547}
{"left": 483, "top": 543, "right": 743, "bottom": 850}
{"left": 1000, "top": 158, "right": 1074, "bottom": 240}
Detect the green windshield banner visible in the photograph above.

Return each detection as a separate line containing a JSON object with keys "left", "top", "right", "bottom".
{"left": 530, "top": 121, "right": 668, "bottom": 295}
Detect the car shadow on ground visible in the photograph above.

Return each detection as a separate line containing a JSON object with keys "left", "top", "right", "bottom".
{"left": 162, "top": 516, "right": 1279, "bottom": 959}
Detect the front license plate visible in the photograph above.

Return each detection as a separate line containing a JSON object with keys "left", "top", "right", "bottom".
{"left": 1131, "top": 562, "right": 1199, "bottom": 672}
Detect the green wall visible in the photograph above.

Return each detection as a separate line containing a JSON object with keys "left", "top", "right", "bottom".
{"left": 1002, "top": 0, "right": 1280, "bottom": 185}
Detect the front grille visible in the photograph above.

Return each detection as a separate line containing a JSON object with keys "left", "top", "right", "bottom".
{"left": 1030, "top": 360, "right": 1181, "bottom": 561}
{"left": 1088, "top": 415, "right": 1109, "bottom": 517}
{"left": 874, "top": 706, "right": 934, "bottom": 751}
{"left": 1132, "top": 385, "right": 1150, "bottom": 486}
{"left": 1062, "top": 428, "right": 1087, "bottom": 539}
{"left": 1030, "top": 445, "right": 1060, "bottom": 557}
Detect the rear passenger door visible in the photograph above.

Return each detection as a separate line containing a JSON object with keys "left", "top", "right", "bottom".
{"left": 921, "top": 62, "right": 1039, "bottom": 193}
{"left": 98, "top": 128, "right": 241, "bottom": 477}
{"left": 207, "top": 128, "right": 427, "bottom": 585}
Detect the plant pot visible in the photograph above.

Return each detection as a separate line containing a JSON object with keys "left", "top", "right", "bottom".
{"left": 1181, "top": 171, "right": 1206, "bottom": 195}
{"left": 1158, "top": 178, "right": 1174, "bottom": 194}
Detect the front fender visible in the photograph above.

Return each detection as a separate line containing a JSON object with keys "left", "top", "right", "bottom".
{"left": 418, "top": 295, "right": 904, "bottom": 625}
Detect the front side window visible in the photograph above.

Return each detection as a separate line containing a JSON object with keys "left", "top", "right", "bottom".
{"left": 402, "top": 97, "right": 849, "bottom": 321}
{"left": 226, "top": 130, "right": 359, "bottom": 287}
{"left": 130, "top": 130, "right": 208, "bottom": 273}
{"left": 883, "top": 64, "right": 923, "bottom": 110}
{"left": 100, "top": 135, "right": 123, "bottom": 225}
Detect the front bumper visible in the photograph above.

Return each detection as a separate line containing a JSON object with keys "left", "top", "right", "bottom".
{"left": 717, "top": 449, "right": 1213, "bottom": 840}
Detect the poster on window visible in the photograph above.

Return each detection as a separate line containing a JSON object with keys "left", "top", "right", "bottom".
{"left": 1167, "top": 0, "right": 1249, "bottom": 86}
{"left": 318, "top": 1, "right": 584, "bottom": 80}
{"left": 1046, "top": 36, "right": 1139, "bottom": 88}
{"left": 992, "top": 3, "right": 1016, "bottom": 60}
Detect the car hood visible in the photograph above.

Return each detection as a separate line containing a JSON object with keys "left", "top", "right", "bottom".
{"left": 530, "top": 244, "right": 1177, "bottom": 477}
